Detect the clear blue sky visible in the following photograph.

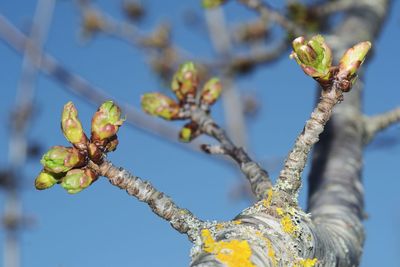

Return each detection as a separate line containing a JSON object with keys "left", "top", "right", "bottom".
{"left": 0, "top": 1, "right": 399, "bottom": 266}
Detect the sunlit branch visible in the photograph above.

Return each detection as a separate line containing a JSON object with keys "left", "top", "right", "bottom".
{"left": 88, "top": 160, "right": 204, "bottom": 241}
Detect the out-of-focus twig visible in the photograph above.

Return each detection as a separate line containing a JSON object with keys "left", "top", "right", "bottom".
{"left": 363, "top": 107, "right": 400, "bottom": 144}
{"left": 205, "top": 8, "right": 248, "bottom": 147}
{"left": 77, "top": 0, "right": 191, "bottom": 83}
{"left": 238, "top": 0, "right": 305, "bottom": 36}
{"left": 2, "top": 1, "right": 54, "bottom": 267}
{"left": 312, "top": 0, "right": 366, "bottom": 16}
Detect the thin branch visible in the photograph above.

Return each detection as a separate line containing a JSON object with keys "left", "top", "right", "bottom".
{"left": 76, "top": 1, "right": 196, "bottom": 82}
{"left": 312, "top": 0, "right": 367, "bottom": 16}
{"left": 226, "top": 40, "right": 289, "bottom": 74}
{"left": 275, "top": 86, "right": 343, "bottom": 200}
{"left": 363, "top": 106, "right": 400, "bottom": 144}
{"left": 205, "top": 8, "right": 248, "bottom": 147}
{"left": 190, "top": 108, "right": 272, "bottom": 200}
{"left": 203, "top": 8, "right": 274, "bottom": 199}
{"left": 200, "top": 144, "right": 227, "bottom": 155}
{"left": 237, "top": 0, "right": 305, "bottom": 36}
{"left": 3, "top": 1, "right": 54, "bottom": 267}
{"left": 88, "top": 160, "right": 203, "bottom": 241}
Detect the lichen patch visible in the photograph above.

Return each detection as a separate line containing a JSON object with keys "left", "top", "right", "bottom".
{"left": 201, "top": 229, "right": 256, "bottom": 267}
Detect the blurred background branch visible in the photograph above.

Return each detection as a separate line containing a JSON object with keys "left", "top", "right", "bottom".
{"left": 2, "top": 0, "right": 54, "bottom": 267}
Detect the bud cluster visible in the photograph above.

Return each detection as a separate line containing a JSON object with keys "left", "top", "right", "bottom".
{"left": 141, "top": 61, "right": 223, "bottom": 142}
{"left": 290, "top": 35, "right": 371, "bottom": 93}
{"left": 290, "top": 35, "right": 332, "bottom": 82}
{"left": 35, "top": 101, "right": 125, "bottom": 194}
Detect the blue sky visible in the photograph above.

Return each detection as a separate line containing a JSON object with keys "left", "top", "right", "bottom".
{"left": 0, "top": 1, "right": 399, "bottom": 266}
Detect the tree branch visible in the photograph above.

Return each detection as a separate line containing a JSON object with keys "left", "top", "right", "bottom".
{"left": 3, "top": 1, "right": 54, "bottom": 267}
{"left": 237, "top": 0, "right": 305, "bottom": 36}
{"left": 190, "top": 108, "right": 273, "bottom": 200}
{"left": 88, "top": 159, "right": 204, "bottom": 241}
{"left": 363, "top": 106, "right": 400, "bottom": 144}
{"left": 275, "top": 86, "right": 343, "bottom": 200}
{"left": 312, "top": 0, "right": 372, "bottom": 16}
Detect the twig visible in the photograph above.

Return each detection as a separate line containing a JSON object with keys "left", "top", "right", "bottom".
{"left": 88, "top": 160, "right": 204, "bottom": 241}
{"left": 201, "top": 144, "right": 227, "bottom": 155}
{"left": 238, "top": 0, "right": 305, "bottom": 36}
{"left": 312, "top": 0, "right": 367, "bottom": 16}
{"left": 202, "top": 8, "right": 272, "bottom": 199}
{"left": 226, "top": 40, "right": 289, "bottom": 74}
{"left": 363, "top": 107, "right": 400, "bottom": 144}
{"left": 3, "top": 1, "right": 54, "bottom": 267}
{"left": 275, "top": 85, "right": 343, "bottom": 200}
{"left": 190, "top": 108, "right": 272, "bottom": 200}
{"left": 76, "top": 1, "right": 195, "bottom": 82}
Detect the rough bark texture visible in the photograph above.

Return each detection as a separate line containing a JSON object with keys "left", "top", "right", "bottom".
{"left": 188, "top": 1, "right": 390, "bottom": 266}
{"left": 89, "top": 160, "right": 204, "bottom": 241}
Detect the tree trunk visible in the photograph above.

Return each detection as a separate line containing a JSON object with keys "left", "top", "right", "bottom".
{"left": 190, "top": 1, "right": 390, "bottom": 266}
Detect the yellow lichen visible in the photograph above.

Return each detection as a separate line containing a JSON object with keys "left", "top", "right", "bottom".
{"left": 265, "top": 188, "right": 273, "bottom": 206}
{"left": 275, "top": 207, "right": 299, "bottom": 236}
{"left": 215, "top": 223, "right": 224, "bottom": 230}
{"left": 201, "top": 229, "right": 255, "bottom": 267}
{"left": 276, "top": 207, "right": 284, "bottom": 216}
{"left": 294, "top": 258, "right": 318, "bottom": 267}
{"left": 280, "top": 215, "right": 298, "bottom": 235}
{"left": 232, "top": 220, "right": 242, "bottom": 225}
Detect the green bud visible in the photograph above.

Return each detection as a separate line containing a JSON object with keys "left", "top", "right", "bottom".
{"left": 61, "top": 101, "right": 88, "bottom": 149}
{"left": 41, "top": 146, "right": 85, "bottom": 173}
{"left": 290, "top": 35, "right": 332, "bottom": 80}
{"left": 34, "top": 170, "right": 60, "bottom": 190}
{"left": 297, "top": 46, "right": 317, "bottom": 65}
{"left": 202, "top": 0, "right": 227, "bottom": 9}
{"left": 141, "top": 93, "right": 181, "bottom": 120}
{"left": 200, "top": 78, "right": 222, "bottom": 106}
{"left": 61, "top": 168, "right": 98, "bottom": 194}
{"left": 91, "top": 101, "right": 125, "bottom": 141}
{"left": 179, "top": 122, "right": 199, "bottom": 142}
{"left": 171, "top": 62, "right": 199, "bottom": 102}
{"left": 338, "top": 41, "right": 371, "bottom": 78}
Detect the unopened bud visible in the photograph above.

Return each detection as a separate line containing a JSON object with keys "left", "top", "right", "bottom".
{"left": 200, "top": 78, "right": 222, "bottom": 106}
{"left": 34, "top": 170, "right": 60, "bottom": 190}
{"left": 61, "top": 168, "right": 98, "bottom": 194}
{"left": 123, "top": 0, "right": 145, "bottom": 22}
{"left": 61, "top": 102, "right": 88, "bottom": 149}
{"left": 338, "top": 41, "right": 371, "bottom": 78}
{"left": 290, "top": 35, "right": 332, "bottom": 80}
{"left": 141, "top": 93, "right": 181, "bottom": 120}
{"left": 179, "top": 122, "right": 200, "bottom": 142}
{"left": 91, "top": 101, "right": 125, "bottom": 141}
{"left": 41, "top": 146, "right": 85, "bottom": 173}
{"left": 171, "top": 62, "right": 199, "bottom": 102}
{"left": 83, "top": 10, "right": 104, "bottom": 33}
